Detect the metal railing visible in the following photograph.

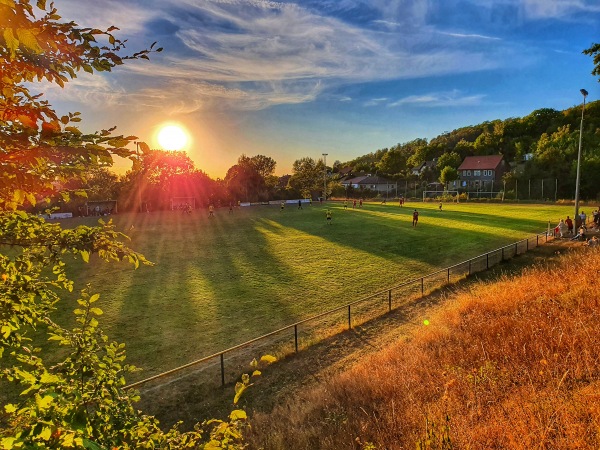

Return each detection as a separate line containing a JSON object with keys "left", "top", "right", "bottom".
{"left": 127, "top": 230, "right": 552, "bottom": 391}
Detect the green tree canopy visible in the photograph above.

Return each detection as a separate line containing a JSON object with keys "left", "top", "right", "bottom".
{"left": 0, "top": 1, "right": 253, "bottom": 448}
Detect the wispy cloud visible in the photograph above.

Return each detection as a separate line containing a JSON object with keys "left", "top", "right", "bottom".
{"left": 45, "top": 0, "right": 583, "bottom": 115}
{"left": 388, "top": 91, "right": 485, "bottom": 107}
{"left": 438, "top": 31, "right": 501, "bottom": 41}
{"left": 364, "top": 97, "right": 389, "bottom": 107}
{"left": 522, "top": 0, "right": 600, "bottom": 19}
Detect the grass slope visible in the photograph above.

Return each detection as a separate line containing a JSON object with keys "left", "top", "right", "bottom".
{"left": 55, "top": 202, "right": 572, "bottom": 380}
{"left": 248, "top": 244, "right": 600, "bottom": 449}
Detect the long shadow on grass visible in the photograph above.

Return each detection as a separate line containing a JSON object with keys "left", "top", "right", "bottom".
{"left": 273, "top": 203, "right": 551, "bottom": 271}
{"left": 108, "top": 209, "right": 301, "bottom": 381}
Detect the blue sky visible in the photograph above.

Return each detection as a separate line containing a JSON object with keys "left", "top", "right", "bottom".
{"left": 47, "top": 0, "right": 599, "bottom": 177}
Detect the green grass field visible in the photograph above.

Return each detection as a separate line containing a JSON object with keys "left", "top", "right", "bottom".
{"left": 55, "top": 201, "right": 573, "bottom": 380}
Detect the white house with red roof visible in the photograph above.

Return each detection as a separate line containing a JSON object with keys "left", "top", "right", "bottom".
{"left": 457, "top": 155, "right": 508, "bottom": 190}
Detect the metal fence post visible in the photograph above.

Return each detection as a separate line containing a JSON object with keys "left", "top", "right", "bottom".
{"left": 220, "top": 353, "right": 225, "bottom": 386}
{"left": 515, "top": 242, "right": 518, "bottom": 255}
{"left": 526, "top": 238, "right": 529, "bottom": 251}
{"left": 294, "top": 324, "right": 298, "bottom": 353}
{"left": 536, "top": 235, "right": 539, "bottom": 246}
{"left": 348, "top": 305, "right": 351, "bottom": 330}
{"left": 388, "top": 290, "right": 392, "bottom": 312}
{"left": 486, "top": 253, "right": 489, "bottom": 269}
{"left": 447, "top": 267, "right": 450, "bottom": 283}
{"left": 421, "top": 277, "right": 424, "bottom": 296}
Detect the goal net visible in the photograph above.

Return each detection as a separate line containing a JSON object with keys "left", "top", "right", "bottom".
{"left": 423, "top": 190, "right": 459, "bottom": 202}
{"left": 170, "top": 197, "right": 196, "bottom": 210}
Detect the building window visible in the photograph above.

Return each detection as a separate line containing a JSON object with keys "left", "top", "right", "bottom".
{"left": 466, "top": 170, "right": 471, "bottom": 176}
{"left": 474, "top": 170, "right": 481, "bottom": 176}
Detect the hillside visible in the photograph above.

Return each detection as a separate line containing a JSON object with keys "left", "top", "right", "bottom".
{"left": 246, "top": 240, "right": 600, "bottom": 449}
{"left": 337, "top": 101, "right": 600, "bottom": 201}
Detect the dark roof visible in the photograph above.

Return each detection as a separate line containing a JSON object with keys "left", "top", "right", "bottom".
{"left": 458, "top": 155, "right": 504, "bottom": 171}
{"left": 342, "top": 175, "right": 393, "bottom": 185}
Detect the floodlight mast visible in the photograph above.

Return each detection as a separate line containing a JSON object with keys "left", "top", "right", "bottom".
{"left": 574, "top": 88, "right": 588, "bottom": 228}
{"left": 322, "top": 153, "right": 328, "bottom": 201}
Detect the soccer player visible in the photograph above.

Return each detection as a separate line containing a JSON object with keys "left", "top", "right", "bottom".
{"left": 208, "top": 204, "right": 214, "bottom": 217}
{"left": 439, "top": 202, "right": 443, "bottom": 211}
{"left": 412, "top": 209, "right": 419, "bottom": 227}
{"left": 344, "top": 200, "right": 348, "bottom": 210}
{"left": 298, "top": 199, "right": 303, "bottom": 210}
{"left": 280, "top": 201, "right": 285, "bottom": 212}
{"left": 326, "top": 209, "right": 332, "bottom": 224}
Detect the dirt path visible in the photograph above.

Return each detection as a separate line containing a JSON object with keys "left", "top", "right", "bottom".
{"left": 138, "top": 235, "right": 586, "bottom": 429}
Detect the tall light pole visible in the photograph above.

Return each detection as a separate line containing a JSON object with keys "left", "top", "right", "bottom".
{"left": 574, "top": 88, "right": 588, "bottom": 227}
{"left": 322, "top": 153, "right": 328, "bottom": 201}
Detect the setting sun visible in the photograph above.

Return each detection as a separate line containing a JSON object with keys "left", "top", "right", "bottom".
{"left": 157, "top": 124, "right": 189, "bottom": 151}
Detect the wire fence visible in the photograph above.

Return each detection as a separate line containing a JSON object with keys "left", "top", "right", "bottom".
{"left": 126, "top": 230, "right": 553, "bottom": 392}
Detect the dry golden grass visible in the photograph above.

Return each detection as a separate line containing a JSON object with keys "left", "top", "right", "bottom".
{"left": 248, "top": 247, "right": 600, "bottom": 449}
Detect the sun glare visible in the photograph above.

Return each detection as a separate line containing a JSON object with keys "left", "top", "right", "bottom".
{"left": 157, "top": 124, "right": 189, "bottom": 151}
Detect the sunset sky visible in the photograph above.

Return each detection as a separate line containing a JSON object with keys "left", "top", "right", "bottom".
{"left": 45, "top": 0, "right": 599, "bottom": 178}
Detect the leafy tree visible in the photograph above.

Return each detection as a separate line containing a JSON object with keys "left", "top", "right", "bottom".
{"left": 0, "top": 1, "right": 257, "bottom": 448}
{"left": 439, "top": 166, "right": 458, "bottom": 187}
{"left": 436, "top": 152, "right": 462, "bottom": 171}
{"left": 583, "top": 42, "right": 600, "bottom": 79}
{"left": 289, "top": 157, "right": 326, "bottom": 198}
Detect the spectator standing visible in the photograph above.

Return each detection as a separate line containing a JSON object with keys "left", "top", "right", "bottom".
{"left": 565, "top": 216, "right": 574, "bottom": 235}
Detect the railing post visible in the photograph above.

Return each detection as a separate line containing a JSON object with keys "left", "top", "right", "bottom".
{"left": 537, "top": 235, "right": 539, "bottom": 246}
{"left": 447, "top": 267, "right": 450, "bottom": 284}
{"left": 526, "top": 238, "right": 529, "bottom": 251}
{"left": 515, "top": 242, "right": 518, "bottom": 255}
{"left": 388, "top": 290, "right": 392, "bottom": 312}
{"left": 220, "top": 353, "right": 225, "bottom": 386}
{"left": 294, "top": 324, "right": 298, "bottom": 353}
{"left": 348, "top": 305, "right": 351, "bottom": 330}
{"left": 502, "top": 247, "right": 504, "bottom": 261}
{"left": 421, "top": 277, "right": 424, "bottom": 296}
{"left": 486, "top": 253, "right": 489, "bottom": 269}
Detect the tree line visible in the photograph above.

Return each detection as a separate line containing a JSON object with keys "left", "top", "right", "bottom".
{"left": 49, "top": 98, "right": 600, "bottom": 215}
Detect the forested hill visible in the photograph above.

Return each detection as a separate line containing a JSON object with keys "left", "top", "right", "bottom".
{"left": 340, "top": 100, "right": 600, "bottom": 197}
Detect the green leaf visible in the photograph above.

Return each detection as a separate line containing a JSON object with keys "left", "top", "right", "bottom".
{"left": 90, "top": 307, "right": 103, "bottom": 316}
{"left": 229, "top": 409, "right": 247, "bottom": 421}
{"left": 36, "top": 394, "right": 54, "bottom": 411}
{"left": 82, "top": 438, "right": 103, "bottom": 450}
{"left": 39, "top": 426, "right": 52, "bottom": 440}
{"left": 3, "top": 28, "right": 19, "bottom": 58}
{"left": 89, "top": 294, "right": 100, "bottom": 303}
{"left": 16, "top": 28, "right": 43, "bottom": 53}
{"left": 80, "top": 250, "right": 89, "bottom": 263}
{"left": 1, "top": 437, "right": 16, "bottom": 449}
{"left": 260, "top": 354, "right": 277, "bottom": 364}
{"left": 4, "top": 404, "right": 17, "bottom": 413}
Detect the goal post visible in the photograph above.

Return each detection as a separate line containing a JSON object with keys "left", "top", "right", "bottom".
{"left": 422, "top": 190, "right": 460, "bottom": 202}
{"left": 170, "top": 197, "right": 196, "bottom": 210}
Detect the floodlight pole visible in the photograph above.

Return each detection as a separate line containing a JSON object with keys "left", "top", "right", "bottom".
{"left": 322, "top": 153, "right": 328, "bottom": 201}
{"left": 574, "top": 88, "right": 588, "bottom": 227}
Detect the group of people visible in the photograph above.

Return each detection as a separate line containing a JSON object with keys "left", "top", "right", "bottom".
{"left": 343, "top": 199, "right": 364, "bottom": 209}
{"left": 554, "top": 209, "right": 600, "bottom": 247}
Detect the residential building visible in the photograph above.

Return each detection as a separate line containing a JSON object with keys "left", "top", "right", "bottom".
{"left": 457, "top": 155, "right": 508, "bottom": 191}
{"left": 340, "top": 175, "right": 395, "bottom": 194}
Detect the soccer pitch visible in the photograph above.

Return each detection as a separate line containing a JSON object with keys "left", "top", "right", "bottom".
{"left": 60, "top": 201, "right": 573, "bottom": 379}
